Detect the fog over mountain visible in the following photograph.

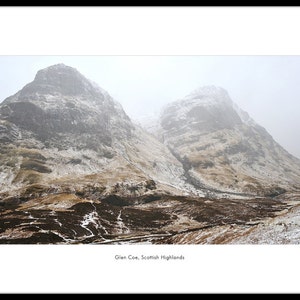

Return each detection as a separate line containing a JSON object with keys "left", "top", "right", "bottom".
{"left": 1, "top": 56, "right": 300, "bottom": 159}
{"left": 0, "top": 62, "right": 300, "bottom": 245}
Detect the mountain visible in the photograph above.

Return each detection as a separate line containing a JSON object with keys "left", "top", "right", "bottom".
{"left": 0, "top": 64, "right": 132, "bottom": 151}
{"left": 158, "top": 86, "right": 300, "bottom": 197}
{"left": 0, "top": 64, "right": 189, "bottom": 201}
{"left": 0, "top": 66, "right": 299, "bottom": 245}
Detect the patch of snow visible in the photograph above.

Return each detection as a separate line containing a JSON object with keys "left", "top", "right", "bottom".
{"left": 80, "top": 202, "right": 108, "bottom": 238}
{"left": 116, "top": 210, "right": 130, "bottom": 234}
{"left": 230, "top": 204, "right": 300, "bottom": 244}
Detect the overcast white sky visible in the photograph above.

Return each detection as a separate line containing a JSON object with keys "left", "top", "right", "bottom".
{"left": 0, "top": 55, "right": 300, "bottom": 158}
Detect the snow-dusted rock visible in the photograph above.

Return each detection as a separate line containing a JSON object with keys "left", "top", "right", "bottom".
{"left": 158, "top": 85, "right": 300, "bottom": 196}
{"left": 0, "top": 64, "right": 191, "bottom": 198}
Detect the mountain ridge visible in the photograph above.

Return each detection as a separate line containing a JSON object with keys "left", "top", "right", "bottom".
{"left": 1, "top": 64, "right": 300, "bottom": 245}
{"left": 0, "top": 64, "right": 191, "bottom": 201}
{"left": 156, "top": 85, "right": 300, "bottom": 196}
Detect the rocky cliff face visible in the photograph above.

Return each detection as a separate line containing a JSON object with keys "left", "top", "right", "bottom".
{"left": 158, "top": 86, "right": 300, "bottom": 196}
{"left": 0, "top": 64, "right": 188, "bottom": 200}
{"left": 0, "top": 64, "right": 132, "bottom": 149}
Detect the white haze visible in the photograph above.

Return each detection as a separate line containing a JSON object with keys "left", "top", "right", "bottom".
{"left": 0, "top": 55, "right": 300, "bottom": 159}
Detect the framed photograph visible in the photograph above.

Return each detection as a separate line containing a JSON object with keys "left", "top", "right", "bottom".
{"left": 0, "top": 6, "right": 299, "bottom": 294}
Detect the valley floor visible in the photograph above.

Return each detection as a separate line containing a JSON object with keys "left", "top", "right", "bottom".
{"left": 0, "top": 192, "right": 299, "bottom": 244}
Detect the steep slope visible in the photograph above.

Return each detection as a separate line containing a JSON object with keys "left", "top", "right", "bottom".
{"left": 158, "top": 86, "right": 300, "bottom": 196}
{"left": 1, "top": 63, "right": 132, "bottom": 148}
{"left": 0, "top": 64, "right": 189, "bottom": 202}
{"left": 1, "top": 67, "right": 300, "bottom": 245}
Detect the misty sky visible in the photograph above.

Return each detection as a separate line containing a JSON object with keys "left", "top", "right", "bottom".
{"left": 0, "top": 55, "right": 300, "bottom": 158}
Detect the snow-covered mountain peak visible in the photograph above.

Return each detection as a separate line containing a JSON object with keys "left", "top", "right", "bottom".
{"left": 34, "top": 64, "right": 109, "bottom": 97}
{"left": 159, "top": 85, "right": 300, "bottom": 196}
{"left": 34, "top": 63, "right": 83, "bottom": 82}
{"left": 1, "top": 64, "right": 125, "bottom": 117}
{"left": 160, "top": 86, "right": 234, "bottom": 124}
{"left": 0, "top": 64, "right": 194, "bottom": 202}
{"left": 184, "top": 85, "right": 232, "bottom": 105}
{"left": 160, "top": 86, "right": 260, "bottom": 131}
{"left": 0, "top": 64, "right": 133, "bottom": 150}
{"left": 161, "top": 86, "right": 242, "bottom": 134}
{"left": 27, "top": 63, "right": 100, "bottom": 97}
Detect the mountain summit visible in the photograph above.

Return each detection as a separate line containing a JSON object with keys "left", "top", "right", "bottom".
{"left": 24, "top": 63, "right": 99, "bottom": 96}
{"left": 0, "top": 64, "right": 132, "bottom": 148}
{"left": 0, "top": 64, "right": 186, "bottom": 198}
{"left": 158, "top": 85, "right": 300, "bottom": 196}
